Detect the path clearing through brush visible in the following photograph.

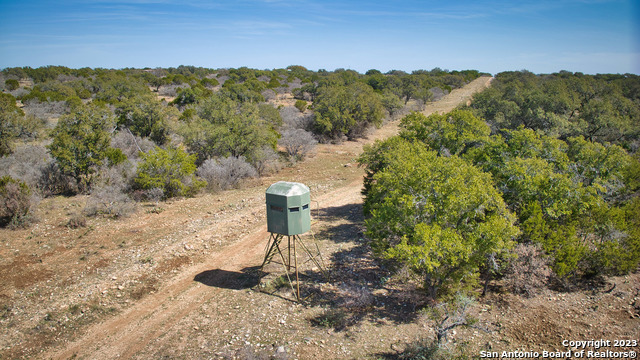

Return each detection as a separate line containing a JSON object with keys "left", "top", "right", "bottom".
{"left": 48, "top": 76, "right": 493, "bottom": 360}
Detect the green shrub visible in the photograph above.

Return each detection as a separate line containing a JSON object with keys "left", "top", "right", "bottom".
{"left": 200, "top": 77, "right": 219, "bottom": 88}
{"left": 310, "top": 308, "right": 349, "bottom": 330}
{"left": 5, "top": 79, "right": 19, "bottom": 91}
{"left": 387, "top": 109, "right": 640, "bottom": 282}
{"left": 466, "top": 71, "right": 640, "bottom": 147}
{"left": 0, "top": 92, "right": 46, "bottom": 149}
{"left": 48, "top": 104, "right": 114, "bottom": 192}
{"left": 116, "top": 95, "right": 177, "bottom": 145}
{"left": 267, "top": 76, "right": 281, "bottom": 89}
{"left": 77, "top": 88, "right": 92, "bottom": 99}
{"left": 180, "top": 95, "right": 279, "bottom": 165}
{"left": 134, "top": 146, "right": 205, "bottom": 199}
{"left": 294, "top": 99, "right": 307, "bottom": 112}
{"left": 0, "top": 93, "right": 25, "bottom": 156}
{"left": 313, "top": 82, "right": 384, "bottom": 140}
{"left": 66, "top": 96, "right": 84, "bottom": 110}
{"left": 104, "top": 148, "right": 127, "bottom": 166}
{"left": 399, "top": 110, "right": 490, "bottom": 156}
{"left": 362, "top": 138, "right": 518, "bottom": 298}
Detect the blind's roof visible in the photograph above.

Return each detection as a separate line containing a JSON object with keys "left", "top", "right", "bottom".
{"left": 265, "top": 181, "right": 310, "bottom": 197}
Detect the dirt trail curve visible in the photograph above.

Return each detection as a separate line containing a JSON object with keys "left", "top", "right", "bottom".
{"left": 47, "top": 76, "right": 493, "bottom": 360}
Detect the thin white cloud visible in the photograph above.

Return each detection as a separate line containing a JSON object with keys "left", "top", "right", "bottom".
{"left": 489, "top": 0, "right": 624, "bottom": 16}
{"left": 415, "top": 11, "right": 487, "bottom": 20}
{"left": 230, "top": 20, "right": 292, "bottom": 30}
{"left": 339, "top": 9, "right": 486, "bottom": 20}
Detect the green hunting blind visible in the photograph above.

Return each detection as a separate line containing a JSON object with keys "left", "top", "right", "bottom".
{"left": 261, "top": 181, "right": 325, "bottom": 301}
{"left": 265, "top": 181, "right": 311, "bottom": 236}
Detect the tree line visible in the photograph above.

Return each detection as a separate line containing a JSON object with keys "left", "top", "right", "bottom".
{"left": 467, "top": 70, "right": 640, "bottom": 149}
{"left": 359, "top": 71, "right": 639, "bottom": 299}
{"left": 0, "top": 65, "right": 481, "bottom": 227}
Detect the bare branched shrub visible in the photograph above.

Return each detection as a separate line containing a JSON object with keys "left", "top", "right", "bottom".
{"left": 56, "top": 74, "right": 84, "bottom": 83}
{"left": 144, "top": 187, "right": 164, "bottom": 203}
{"left": 157, "top": 84, "right": 181, "bottom": 97}
{"left": 130, "top": 187, "right": 164, "bottom": 203}
{"left": 84, "top": 165, "right": 136, "bottom": 218}
{"left": 197, "top": 156, "right": 257, "bottom": 191}
{"left": 216, "top": 75, "right": 229, "bottom": 86}
{"left": 279, "top": 106, "right": 300, "bottom": 127}
{"left": 0, "top": 145, "right": 75, "bottom": 196}
{"left": 253, "top": 145, "right": 282, "bottom": 176}
{"left": 400, "top": 338, "right": 470, "bottom": 360}
{"left": 279, "top": 106, "right": 313, "bottom": 130}
{"left": 23, "top": 99, "right": 68, "bottom": 122}
{"left": 0, "top": 176, "right": 35, "bottom": 228}
{"left": 344, "top": 120, "right": 371, "bottom": 140}
{"left": 286, "top": 78, "right": 303, "bottom": 92}
{"left": 300, "top": 113, "right": 315, "bottom": 130}
{"left": 279, "top": 128, "right": 317, "bottom": 161}
{"left": 39, "top": 161, "right": 77, "bottom": 196}
{"left": 85, "top": 186, "right": 135, "bottom": 218}
{"left": 409, "top": 293, "right": 482, "bottom": 359}
{"left": 111, "top": 130, "right": 156, "bottom": 160}
{"left": 66, "top": 213, "right": 87, "bottom": 228}
{"left": 503, "top": 243, "right": 551, "bottom": 297}
{"left": 431, "top": 295, "right": 478, "bottom": 344}
{"left": 261, "top": 89, "right": 276, "bottom": 101}
{"left": 273, "top": 86, "right": 290, "bottom": 95}
{"left": 0, "top": 145, "right": 53, "bottom": 191}
{"left": 9, "top": 87, "right": 30, "bottom": 98}
{"left": 0, "top": 73, "right": 7, "bottom": 91}
{"left": 429, "top": 87, "right": 448, "bottom": 102}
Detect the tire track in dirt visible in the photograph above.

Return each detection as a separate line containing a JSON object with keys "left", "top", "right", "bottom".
{"left": 50, "top": 179, "right": 363, "bottom": 360}
{"left": 47, "top": 76, "right": 492, "bottom": 360}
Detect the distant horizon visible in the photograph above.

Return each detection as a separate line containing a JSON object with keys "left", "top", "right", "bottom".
{"left": 2, "top": 64, "right": 639, "bottom": 77}
{"left": 1, "top": 1, "right": 638, "bottom": 75}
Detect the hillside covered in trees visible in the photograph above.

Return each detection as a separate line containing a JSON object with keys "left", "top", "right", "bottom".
{"left": 0, "top": 65, "right": 483, "bottom": 227}
{"left": 359, "top": 71, "right": 640, "bottom": 301}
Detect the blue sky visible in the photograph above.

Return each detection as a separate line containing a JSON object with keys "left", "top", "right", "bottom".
{"left": 0, "top": 0, "right": 638, "bottom": 74}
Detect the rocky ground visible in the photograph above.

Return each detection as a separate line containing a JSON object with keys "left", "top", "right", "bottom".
{"left": 1, "top": 77, "right": 637, "bottom": 359}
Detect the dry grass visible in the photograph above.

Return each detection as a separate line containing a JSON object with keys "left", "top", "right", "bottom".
{"left": 9, "top": 78, "right": 636, "bottom": 359}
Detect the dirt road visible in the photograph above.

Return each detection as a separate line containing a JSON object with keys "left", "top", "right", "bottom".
{"left": 45, "top": 76, "right": 493, "bottom": 359}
